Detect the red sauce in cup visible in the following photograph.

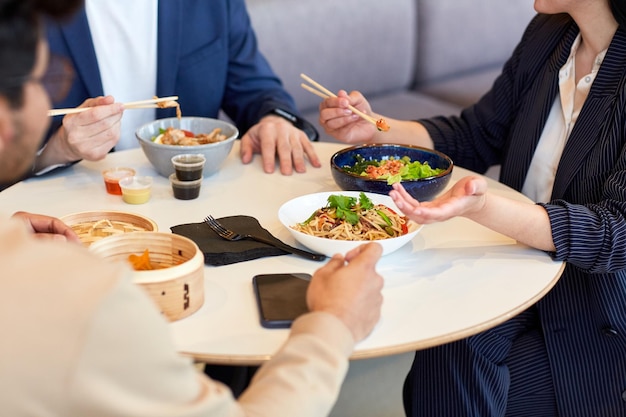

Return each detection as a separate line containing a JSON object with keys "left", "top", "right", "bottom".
{"left": 102, "top": 167, "right": 136, "bottom": 195}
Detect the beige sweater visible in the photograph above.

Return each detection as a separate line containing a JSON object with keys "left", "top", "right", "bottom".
{"left": 0, "top": 218, "right": 354, "bottom": 417}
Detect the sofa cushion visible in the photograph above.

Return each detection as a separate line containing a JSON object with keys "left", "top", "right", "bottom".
{"left": 415, "top": 66, "right": 503, "bottom": 108}
{"left": 246, "top": 0, "right": 417, "bottom": 114}
{"left": 414, "top": 0, "right": 536, "bottom": 90}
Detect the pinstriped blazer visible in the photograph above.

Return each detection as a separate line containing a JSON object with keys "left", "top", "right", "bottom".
{"left": 422, "top": 14, "right": 626, "bottom": 415}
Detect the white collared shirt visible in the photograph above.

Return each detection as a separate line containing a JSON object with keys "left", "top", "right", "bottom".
{"left": 522, "top": 34, "right": 607, "bottom": 202}
{"left": 86, "top": 0, "right": 158, "bottom": 150}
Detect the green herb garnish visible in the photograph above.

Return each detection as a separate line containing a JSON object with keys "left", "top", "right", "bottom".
{"left": 342, "top": 154, "right": 379, "bottom": 174}
{"left": 151, "top": 128, "right": 168, "bottom": 142}
{"left": 327, "top": 194, "right": 359, "bottom": 225}
{"left": 358, "top": 192, "right": 373, "bottom": 210}
{"left": 300, "top": 210, "right": 319, "bottom": 226}
{"left": 375, "top": 209, "right": 392, "bottom": 226}
{"left": 300, "top": 193, "right": 376, "bottom": 227}
{"left": 325, "top": 192, "right": 373, "bottom": 225}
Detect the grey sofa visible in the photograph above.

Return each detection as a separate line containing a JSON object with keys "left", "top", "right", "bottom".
{"left": 246, "top": 0, "right": 536, "bottom": 143}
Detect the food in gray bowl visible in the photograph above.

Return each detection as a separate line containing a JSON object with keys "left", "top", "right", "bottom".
{"left": 135, "top": 117, "right": 238, "bottom": 178}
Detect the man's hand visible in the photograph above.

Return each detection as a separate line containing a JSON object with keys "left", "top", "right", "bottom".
{"left": 239, "top": 115, "right": 321, "bottom": 175}
{"left": 12, "top": 211, "right": 81, "bottom": 243}
{"left": 37, "top": 96, "right": 124, "bottom": 170}
{"left": 307, "top": 242, "right": 384, "bottom": 342}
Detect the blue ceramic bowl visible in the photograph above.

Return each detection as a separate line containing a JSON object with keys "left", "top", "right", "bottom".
{"left": 330, "top": 144, "right": 453, "bottom": 201}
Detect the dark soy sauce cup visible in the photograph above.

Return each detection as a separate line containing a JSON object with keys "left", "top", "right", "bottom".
{"left": 169, "top": 173, "right": 202, "bottom": 200}
{"left": 171, "top": 154, "right": 206, "bottom": 181}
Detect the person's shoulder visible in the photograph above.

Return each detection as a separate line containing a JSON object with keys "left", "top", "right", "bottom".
{"left": 0, "top": 217, "right": 131, "bottom": 370}
{"left": 513, "top": 13, "right": 577, "bottom": 68}
{"left": 0, "top": 218, "right": 126, "bottom": 301}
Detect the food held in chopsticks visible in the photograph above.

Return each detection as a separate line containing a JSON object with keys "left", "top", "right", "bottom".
{"left": 293, "top": 192, "right": 409, "bottom": 240}
{"left": 299, "top": 73, "right": 390, "bottom": 132}
{"left": 375, "top": 118, "right": 390, "bottom": 132}
{"left": 153, "top": 96, "right": 181, "bottom": 119}
{"left": 153, "top": 126, "right": 227, "bottom": 146}
{"left": 123, "top": 96, "right": 181, "bottom": 121}
{"left": 342, "top": 154, "right": 445, "bottom": 185}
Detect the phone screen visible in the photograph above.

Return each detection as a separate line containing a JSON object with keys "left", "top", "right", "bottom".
{"left": 252, "top": 273, "right": 311, "bottom": 328}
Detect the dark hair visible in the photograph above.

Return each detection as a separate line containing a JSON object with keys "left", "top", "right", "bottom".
{"left": 610, "top": 0, "right": 626, "bottom": 28}
{"left": 0, "top": 0, "right": 81, "bottom": 107}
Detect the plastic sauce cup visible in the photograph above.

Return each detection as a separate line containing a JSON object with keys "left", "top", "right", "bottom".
{"left": 119, "top": 176, "right": 153, "bottom": 204}
{"left": 171, "top": 154, "right": 206, "bottom": 181}
{"left": 102, "top": 167, "right": 136, "bottom": 195}
{"left": 169, "top": 173, "right": 202, "bottom": 200}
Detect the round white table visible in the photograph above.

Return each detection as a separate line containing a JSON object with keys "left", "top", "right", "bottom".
{"left": 0, "top": 141, "right": 564, "bottom": 364}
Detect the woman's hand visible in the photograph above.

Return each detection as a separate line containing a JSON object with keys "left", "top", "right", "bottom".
{"left": 319, "top": 90, "right": 379, "bottom": 144}
{"left": 390, "top": 176, "right": 556, "bottom": 251}
{"left": 389, "top": 176, "right": 488, "bottom": 224}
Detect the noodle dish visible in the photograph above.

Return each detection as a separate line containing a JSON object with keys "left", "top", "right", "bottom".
{"left": 278, "top": 191, "right": 422, "bottom": 257}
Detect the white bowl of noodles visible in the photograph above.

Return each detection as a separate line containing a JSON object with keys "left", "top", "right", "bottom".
{"left": 278, "top": 191, "right": 422, "bottom": 257}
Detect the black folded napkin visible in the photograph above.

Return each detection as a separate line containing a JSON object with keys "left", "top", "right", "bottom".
{"left": 170, "top": 215, "right": 289, "bottom": 266}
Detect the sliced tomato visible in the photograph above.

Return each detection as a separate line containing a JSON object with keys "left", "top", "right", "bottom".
{"left": 181, "top": 129, "right": 195, "bottom": 137}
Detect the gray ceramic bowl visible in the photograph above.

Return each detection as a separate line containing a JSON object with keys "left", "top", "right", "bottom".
{"left": 330, "top": 144, "right": 453, "bottom": 201}
{"left": 135, "top": 117, "right": 238, "bottom": 178}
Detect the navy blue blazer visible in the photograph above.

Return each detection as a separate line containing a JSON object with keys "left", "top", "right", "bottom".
{"left": 45, "top": 0, "right": 307, "bottom": 138}
{"left": 422, "top": 14, "right": 626, "bottom": 414}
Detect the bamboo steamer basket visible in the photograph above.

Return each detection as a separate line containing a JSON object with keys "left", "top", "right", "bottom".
{"left": 61, "top": 210, "right": 158, "bottom": 246}
{"left": 89, "top": 231, "right": 205, "bottom": 322}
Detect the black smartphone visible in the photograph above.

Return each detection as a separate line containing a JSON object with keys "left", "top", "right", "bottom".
{"left": 252, "top": 273, "right": 311, "bottom": 328}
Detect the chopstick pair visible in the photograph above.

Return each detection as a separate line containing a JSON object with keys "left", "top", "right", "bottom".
{"left": 299, "top": 73, "right": 389, "bottom": 132}
{"left": 47, "top": 95, "right": 180, "bottom": 117}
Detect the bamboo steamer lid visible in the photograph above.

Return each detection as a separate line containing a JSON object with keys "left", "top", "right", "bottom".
{"left": 89, "top": 231, "right": 204, "bottom": 321}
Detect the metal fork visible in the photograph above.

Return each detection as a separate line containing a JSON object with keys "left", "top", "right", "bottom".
{"left": 204, "top": 215, "right": 326, "bottom": 261}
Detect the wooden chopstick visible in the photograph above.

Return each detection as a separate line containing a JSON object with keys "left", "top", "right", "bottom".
{"left": 47, "top": 96, "right": 179, "bottom": 117}
{"left": 300, "top": 73, "right": 386, "bottom": 129}
{"left": 47, "top": 107, "right": 92, "bottom": 117}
